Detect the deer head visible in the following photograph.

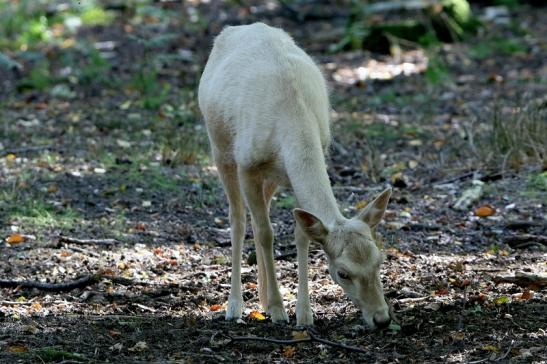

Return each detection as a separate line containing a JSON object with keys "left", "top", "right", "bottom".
{"left": 294, "top": 188, "right": 392, "bottom": 329}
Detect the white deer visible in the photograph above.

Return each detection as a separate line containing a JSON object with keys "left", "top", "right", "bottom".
{"left": 198, "top": 22, "right": 392, "bottom": 329}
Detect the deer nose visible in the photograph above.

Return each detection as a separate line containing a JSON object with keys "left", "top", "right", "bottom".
{"left": 373, "top": 316, "right": 391, "bottom": 330}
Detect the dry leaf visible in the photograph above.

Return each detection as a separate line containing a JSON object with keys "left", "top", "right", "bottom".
{"left": 109, "top": 329, "right": 121, "bottom": 337}
{"left": 6, "top": 344, "right": 28, "bottom": 353}
{"left": 482, "top": 345, "right": 499, "bottom": 352}
{"left": 451, "top": 331, "right": 465, "bottom": 341}
{"left": 282, "top": 346, "right": 296, "bottom": 358}
{"left": 128, "top": 341, "right": 148, "bottom": 352}
{"left": 519, "top": 289, "right": 533, "bottom": 301}
{"left": 6, "top": 153, "right": 16, "bottom": 162}
{"left": 434, "top": 288, "right": 449, "bottom": 296}
{"left": 249, "top": 310, "right": 266, "bottom": 321}
{"left": 210, "top": 304, "right": 223, "bottom": 312}
{"left": 245, "top": 282, "right": 257, "bottom": 289}
{"left": 60, "top": 251, "right": 71, "bottom": 257}
{"left": 6, "top": 233, "right": 24, "bottom": 245}
{"left": 31, "top": 302, "right": 42, "bottom": 311}
{"left": 292, "top": 330, "right": 309, "bottom": 340}
{"left": 475, "top": 205, "right": 496, "bottom": 217}
{"left": 354, "top": 200, "right": 368, "bottom": 210}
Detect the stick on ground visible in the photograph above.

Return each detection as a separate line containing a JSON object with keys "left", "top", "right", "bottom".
{"left": 59, "top": 236, "right": 120, "bottom": 245}
{"left": 230, "top": 330, "right": 369, "bottom": 355}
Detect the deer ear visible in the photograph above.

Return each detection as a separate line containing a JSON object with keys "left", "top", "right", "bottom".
{"left": 293, "top": 208, "right": 329, "bottom": 243}
{"left": 357, "top": 188, "right": 392, "bottom": 228}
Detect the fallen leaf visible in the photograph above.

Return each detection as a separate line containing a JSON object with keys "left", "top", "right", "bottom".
{"left": 354, "top": 200, "right": 368, "bottom": 210}
{"left": 519, "top": 289, "right": 533, "bottom": 301}
{"left": 475, "top": 204, "right": 496, "bottom": 217}
{"left": 209, "top": 304, "right": 223, "bottom": 312}
{"left": 494, "top": 296, "right": 510, "bottom": 305}
{"left": 245, "top": 282, "right": 257, "bottom": 289}
{"left": 153, "top": 247, "right": 163, "bottom": 256}
{"left": 434, "top": 288, "right": 449, "bottom": 296}
{"left": 292, "top": 330, "right": 310, "bottom": 340}
{"left": 135, "top": 222, "right": 146, "bottom": 231}
{"left": 482, "top": 345, "right": 499, "bottom": 352}
{"left": 6, "top": 153, "right": 16, "bottom": 162}
{"left": 282, "top": 346, "right": 296, "bottom": 358}
{"left": 249, "top": 310, "right": 266, "bottom": 321}
{"left": 6, "top": 233, "right": 24, "bottom": 245}
{"left": 47, "top": 183, "right": 58, "bottom": 193}
{"left": 60, "top": 251, "right": 71, "bottom": 257}
{"left": 128, "top": 341, "right": 148, "bottom": 352}
{"left": 451, "top": 331, "right": 465, "bottom": 341}
{"left": 31, "top": 302, "right": 42, "bottom": 311}
{"left": 109, "top": 330, "right": 121, "bottom": 337}
{"left": 6, "top": 344, "right": 28, "bottom": 353}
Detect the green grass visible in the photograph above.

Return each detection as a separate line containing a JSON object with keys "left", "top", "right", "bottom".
{"left": 469, "top": 37, "right": 528, "bottom": 60}
{"left": 1, "top": 191, "right": 80, "bottom": 231}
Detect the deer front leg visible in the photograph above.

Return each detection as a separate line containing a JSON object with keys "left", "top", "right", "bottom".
{"left": 295, "top": 222, "right": 313, "bottom": 326}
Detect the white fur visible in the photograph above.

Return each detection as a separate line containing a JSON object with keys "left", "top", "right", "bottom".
{"left": 199, "top": 23, "right": 391, "bottom": 328}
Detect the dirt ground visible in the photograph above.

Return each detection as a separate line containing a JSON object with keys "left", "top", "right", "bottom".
{"left": 1, "top": 1, "right": 546, "bottom": 363}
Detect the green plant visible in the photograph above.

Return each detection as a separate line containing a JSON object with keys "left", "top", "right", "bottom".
{"left": 17, "top": 61, "right": 53, "bottom": 91}
{"left": 77, "top": 47, "right": 113, "bottom": 86}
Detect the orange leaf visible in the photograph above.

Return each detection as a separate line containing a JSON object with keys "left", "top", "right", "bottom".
{"left": 475, "top": 205, "right": 495, "bottom": 217}
{"left": 153, "top": 247, "right": 163, "bottom": 256}
{"left": 519, "top": 289, "right": 533, "bottom": 301}
{"left": 245, "top": 282, "right": 257, "bottom": 289}
{"left": 434, "top": 288, "right": 449, "bottom": 296}
{"left": 109, "top": 329, "right": 121, "bottom": 337}
{"left": 6, "top": 234, "right": 24, "bottom": 245}
{"left": 135, "top": 222, "right": 146, "bottom": 231}
{"left": 209, "top": 304, "right": 223, "bottom": 312}
{"left": 249, "top": 310, "right": 266, "bottom": 321}
{"left": 31, "top": 302, "right": 42, "bottom": 311}
{"left": 60, "top": 251, "right": 71, "bottom": 257}
{"left": 282, "top": 346, "right": 296, "bottom": 358}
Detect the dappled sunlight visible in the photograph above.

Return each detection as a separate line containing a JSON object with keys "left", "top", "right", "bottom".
{"left": 328, "top": 50, "right": 428, "bottom": 86}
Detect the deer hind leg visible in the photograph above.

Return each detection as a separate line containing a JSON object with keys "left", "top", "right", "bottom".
{"left": 240, "top": 170, "right": 288, "bottom": 323}
{"left": 217, "top": 162, "right": 246, "bottom": 321}
{"left": 254, "top": 180, "right": 278, "bottom": 310}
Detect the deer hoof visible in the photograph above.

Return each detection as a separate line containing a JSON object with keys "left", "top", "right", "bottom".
{"left": 225, "top": 297, "right": 243, "bottom": 320}
{"left": 296, "top": 305, "right": 313, "bottom": 326}
{"left": 268, "top": 304, "right": 289, "bottom": 323}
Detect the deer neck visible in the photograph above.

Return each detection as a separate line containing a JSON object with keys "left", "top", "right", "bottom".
{"left": 284, "top": 140, "right": 343, "bottom": 226}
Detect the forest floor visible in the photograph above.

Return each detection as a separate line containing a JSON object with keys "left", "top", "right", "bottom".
{"left": 1, "top": 1, "right": 546, "bottom": 363}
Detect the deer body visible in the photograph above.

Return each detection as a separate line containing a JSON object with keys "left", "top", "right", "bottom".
{"left": 199, "top": 23, "right": 392, "bottom": 329}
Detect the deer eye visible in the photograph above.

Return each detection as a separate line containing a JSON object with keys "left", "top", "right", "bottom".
{"left": 338, "top": 271, "right": 350, "bottom": 280}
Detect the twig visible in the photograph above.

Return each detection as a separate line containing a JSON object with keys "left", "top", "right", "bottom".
{"left": 67, "top": 246, "right": 100, "bottom": 258}
{"left": 230, "top": 330, "right": 369, "bottom": 355}
{"left": 503, "top": 234, "right": 547, "bottom": 248}
{"left": 492, "top": 272, "right": 547, "bottom": 288}
{"left": 2, "top": 145, "right": 56, "bottom": 155}
{"left": 59, "top": 236, "right": 121, "bottom": 246}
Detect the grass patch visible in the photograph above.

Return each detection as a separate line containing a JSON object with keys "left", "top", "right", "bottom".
{"left": 469, "top": 37, "right": 528, "bottom": 60}
{"left": 32, "top": 347, "right": 86, "bottom": 362}
{"left": 488, "top": 101, "right": 546, "bottom": 170}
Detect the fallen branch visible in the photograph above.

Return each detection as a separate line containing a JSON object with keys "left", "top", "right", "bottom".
{"left": 503, "top": 234, "right": 547, "bottom": 248}
{"left": 0, "top": 274, "right": 102, "bottom": 291}
{"left": 492, "top": 272, "right": 547, "bottom": 288}
{"left": 504, "top": 220, "right": 547, "bottom": 231}
{"left": 59, "top": 236, "right": 120, "bottom": 246}
{"left": 230, "top": 330, "right": 369, "bottom": 355}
